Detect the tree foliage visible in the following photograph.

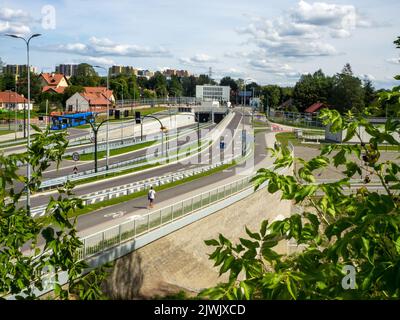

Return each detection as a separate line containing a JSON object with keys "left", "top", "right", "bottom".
{"left": 202, "top": 105, "right": 400, "bottom": 299}
{"left": 0, "top": 127, "right": 109, "bottom": 299}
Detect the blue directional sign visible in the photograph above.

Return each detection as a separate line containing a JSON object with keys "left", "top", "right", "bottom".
{"left": 239, "top": 91, "right": 252, "bottom": 97}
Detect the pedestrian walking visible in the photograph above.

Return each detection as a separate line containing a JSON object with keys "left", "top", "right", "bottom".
{"left": 147, "top": 186, "right": 156, "bottom": 209}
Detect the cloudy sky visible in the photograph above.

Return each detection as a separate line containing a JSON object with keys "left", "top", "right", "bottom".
{"left": 0, "top": 0, "right": 399, "bottom": 88}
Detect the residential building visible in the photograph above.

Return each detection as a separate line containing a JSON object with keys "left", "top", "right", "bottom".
{"left": 137, "top": 70, "right": 154, "bottom": 79}
{"left": 65, "top": 87, "right": 115, "bottom": 112}
{"left": 162, "top": 69, "right": 190, "bottom": 78}
{"left": 0, "top": 91, "right": 33, "bottom": 110}
{"left": 176, "top": 70, "right": 190, "bottom": 77}
{"left": 109, "top": 66, "right": 138, "bottom": 77}
{"left": 55, "top": 64, "right": 78, "bottom": 78}
{"left": 304, "top": 102, "right": 328, "bottom": 113}
{"left": 3, "top": 65, "right": 38, "bottom": 80}
{"left": 196, "top": 85, "right": 230, "bottom": 102}
{"left": 40, "top": 73, "right": 69, "bottom": 94}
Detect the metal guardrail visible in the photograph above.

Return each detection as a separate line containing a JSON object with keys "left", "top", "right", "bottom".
{"left": 77, "top": 174, "right": 254, "bottom": 260}
{"left": 64, "top": 123, "right": 211, "bottom": 157}
{"left": 31, "top": 160, "right": 229, "bottom": 218}
{"left": 39, "top": 112, "right": 234, "bottom": 189}
{"left": 39, "top": 137, "right": 209, "bottom": 189}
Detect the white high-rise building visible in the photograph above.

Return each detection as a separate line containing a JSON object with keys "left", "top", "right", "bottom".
{"left": 196, "top": 85, "right": 230, "bottom": 102}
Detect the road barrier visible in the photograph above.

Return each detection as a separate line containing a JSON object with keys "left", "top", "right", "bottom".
{"left": 31, "top": 160, "right": 230, "bottom": 218}
{"left": 39, "top": 112, "right": 234, "bottom": 190}
{"left": 78, "top": 174, "right": 254, "bottom": 260}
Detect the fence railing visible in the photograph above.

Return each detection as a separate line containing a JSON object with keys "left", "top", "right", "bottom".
{"left": 31, "top": 160, "right": 230, "bottom": 218}
{"left": 78, "top": 174, "right": 254, "bottom": 260}
{"left": 39, "top": 112, "right": 234, "bottom": 189}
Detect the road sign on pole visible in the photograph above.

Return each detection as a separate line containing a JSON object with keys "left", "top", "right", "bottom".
{"left": 73, "top": 166, "right": 78, "bottom": 174}
{"left": 72, "top": 152, "right": 80, "bottom": 162}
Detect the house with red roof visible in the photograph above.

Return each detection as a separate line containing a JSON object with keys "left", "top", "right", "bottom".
{"left": 65, "top": 87, "right": 115, "bottom": 112}
{"left": 304, "top": 102, "right": 328, "bottom": 113}
{"left": 0, "top": 91, "right": 33, "bottom": 110}
{"left": 40, "top": 73, "right": 69, "bottom": 94}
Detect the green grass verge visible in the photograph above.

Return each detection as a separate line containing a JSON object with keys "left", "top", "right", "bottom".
{"left": 252, "top": 120, "right": 268, "bottom": 128}
{"left": 64, "top": 140, "right": 156, "bottom": 161}
{"left": 71, "top": 161, "right": 236, "bottom": 217}
{"left": 276, "top": 132, "right": 400, "bottom": 151}
{"left": 275, "top": 132, "right": 322, "bottom": 149}
{"left": 0, "top": 130, "right": 14, "bottom": 136}
{"left": 73, "top": 161, "right": 158, "bottom": 186}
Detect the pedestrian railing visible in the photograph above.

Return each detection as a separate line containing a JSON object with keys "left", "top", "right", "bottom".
{"left": 77, "top": 174, "right": 254, "bottom": 260}
{"left": 31, "top": 159, "right": 230, "bottom": 218}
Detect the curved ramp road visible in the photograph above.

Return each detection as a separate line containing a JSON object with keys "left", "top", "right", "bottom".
{"left": 28, "top": 112, "right": 242, "bottom": 209}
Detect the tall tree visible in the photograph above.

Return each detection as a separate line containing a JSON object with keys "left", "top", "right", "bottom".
{"left": 168, "top": 75, "right": 183, "bottom": 97}
{"left": 220, "top": 76, "right": 238, "bottom": 92}
{"left": 329, "top": 64, "right": 365, "bottom": 113}
{"left": 292, "top": 70, "right": 332, "bottom": 112}
{"left": 149, "top": 72, "right": 168, "bottom": 98}
{"left": 363, "top": 79, "right": 376, "bottom": 108}
{"left": 127, "top": 75, "right": 140, "bottom": 101}
{"left": 0, "top": 73, "right": 16, "bottom": 91}
{"left": 181, "top": 75, "right": 197, "bottom": 97}
{"left": 69, "top": 64, "right": 100, "bottom": 87}
{"left": 261, "top": 85, "right": 281, "bottom": 110}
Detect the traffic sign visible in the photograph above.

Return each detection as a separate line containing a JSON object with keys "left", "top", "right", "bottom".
{"left": 73, "top": 166, "right": 78, "bottom": 174}
{"left": 72, "top": 152, "right": 80, "bottom": 161}
{"left": 220, "top": 141, "right": 226, "bottom": 149}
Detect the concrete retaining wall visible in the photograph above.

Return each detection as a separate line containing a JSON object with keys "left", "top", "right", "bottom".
{"left": 102, "top": 188, "right": 292, "bottom": 299}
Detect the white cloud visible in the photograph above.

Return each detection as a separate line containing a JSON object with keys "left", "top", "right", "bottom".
{"left": 359, "top": 74, "right": 376, "bottom": 81}
{"left": 0, "top": 20, "right": 31, "bottom": 35}
{"left": 386, "top": 57, "right": 400, "bottom": 65}
{"left": 237, "top": 1, "right": 372, "bottom": 58}
{"left": 0, "top": 7, "right": 33, "bottom": 36}
{"left": 74, "top": 56, "right": 116, "bottom": 66}
{"left": 179, "top": 54, "right": 218, "bottom": 66}
{"left": 47, "top": 37, "right": 171, "bottom": 58}
{"left": 0, "top": 7, "right": 31, "bottom": 22}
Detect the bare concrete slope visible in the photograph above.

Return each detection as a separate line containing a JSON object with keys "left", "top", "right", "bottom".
{"left": 103, "top": 188, "right": 292, "bottom": 299}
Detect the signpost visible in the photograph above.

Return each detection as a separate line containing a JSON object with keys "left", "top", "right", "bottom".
{"left": 72, "top": 152, "right": 79, "bottom": 174}
{"left": 72, "top": 152, "right": 80, "bottom": 162}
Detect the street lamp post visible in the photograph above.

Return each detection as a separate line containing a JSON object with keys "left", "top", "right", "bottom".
{"left": 88, "top": 119, "right": 108, "bottom": 173}
{"left": 5, "top": 33, "right": 41, "bottom": 214}
{"left": 140, "top": 115, "right": 168, "bottom": 158}
{"left": 114, "top": 82, "right": 125, "bottom": 142}
{"left": 93, "top": 65, "right": 110, "bottom": 171}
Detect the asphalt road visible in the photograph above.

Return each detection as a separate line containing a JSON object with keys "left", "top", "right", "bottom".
{"left": 75, "top": 112, "right": 268, "bottom": 233}
{"left": 41, "top": 121, "right": 215, "bottom": 180}
{"left": 28, "top": 112, "right": 241, "bottom": 208}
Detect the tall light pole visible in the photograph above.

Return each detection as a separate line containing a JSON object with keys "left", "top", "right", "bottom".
{"left": 93, "top": 65, "right": 110, "bottom": 171}
{"left": 114, "top": 81, "right": 125, "bottom": 142}
{"left": 6, "top": 33, "right": 41, "bottom": 214}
